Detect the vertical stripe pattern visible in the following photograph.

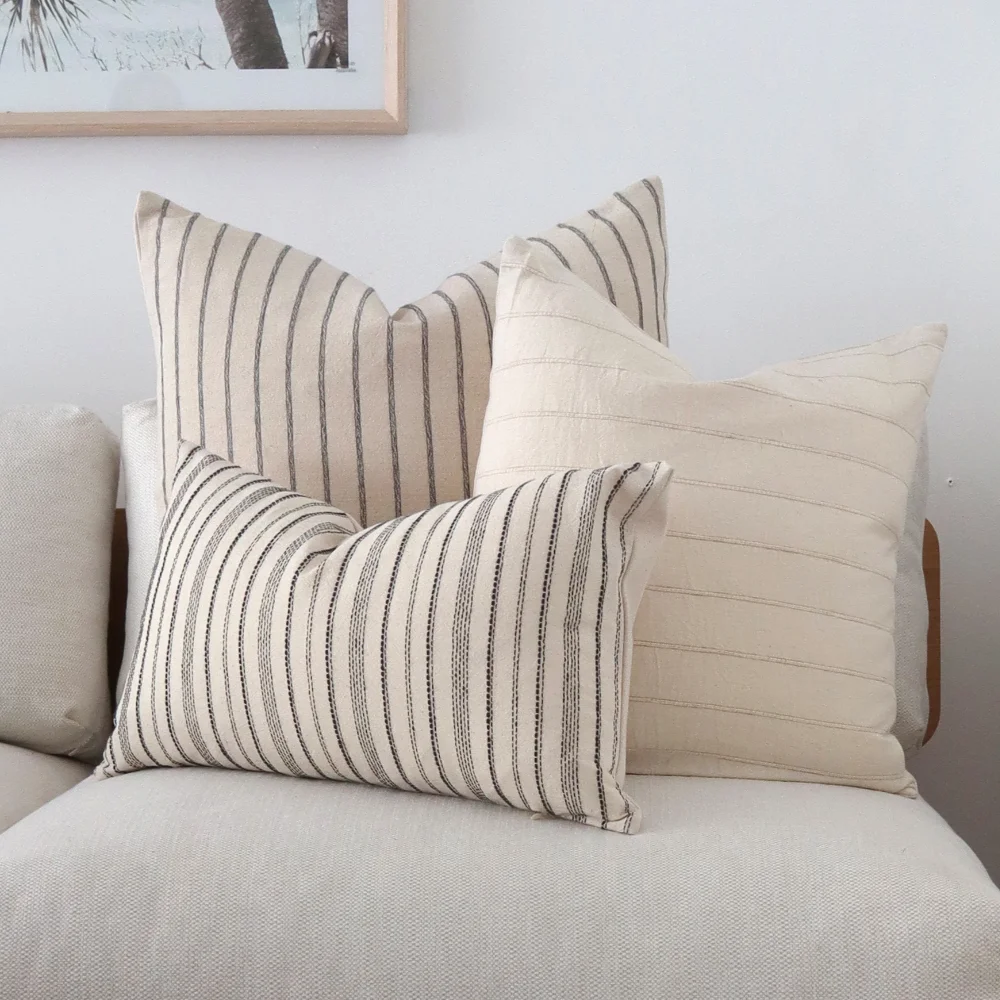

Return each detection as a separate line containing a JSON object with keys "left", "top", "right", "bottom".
{"left": 136, "top": 178, "right": 668, "bottom": 528}
{"left": 104, "top": 444, "right": 672, "bottom": 834}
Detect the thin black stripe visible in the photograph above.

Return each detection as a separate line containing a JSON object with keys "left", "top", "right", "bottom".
{"left": 400, "top": 303, "right": 436, "bottom": 508}
{"left": 613, "top": 192, "right": 660, "bottom": 342}
{"left": 588, "top": 208, "right": 643, "bottom": 331}
{"left": 197, "top": 223, "right": 229, "bottom": 444}
{"left": 402, "top": 505, "right": 454, "bottom": 794}
{"left": 302, "top": 547, "right": 351, "bottom": 780}
{"left": 641, "top": 178, "right": 668, "bottom": 342}
{"left": 481, "top": 260, "right": 499, "bottom": 275}
{"left": 283, "top": 545, "right": 343, "bottom": 777}
{"left": 610, "top": 464, "right": 661, "bottom": 776}
{"left": 376, "top": 508, "right": 435, "bottom": 788}
{"left": 484, "top": 482, "right": 527, "bottom": 808}
{"left": 508, "top": 481, "right": 547, "bottom": 810}
{"left": 424, "top": 498, "right": 478, "bottom": 798}
{"left": 254, "top": 244, "right": 293, "bottom": 476}
{"left": 450, "top": 271, "right": 494, "bottom": 359}
{"left": 142, "top": 453, "right": 237, "bottom": 768}
{"left": 533, "top": 471, "right": 572, "bottom": 814}
{"left": 173, "top": 211, "right": 201, "bottom": 451}
{"left": 556, "top": 223, "right": 615, "bottom": 304}
{"left": 385, "top": 316, "right": 402, "bottom": 517}
{"left": 173, "top": 473, "right": 285, "bottom": 771}
{"left": 560, "top": 469, "right": 604, "bottom": 822}
{"left": 323, "top": 521, "right": 379, "bottom": 783}
{"left": 351, "top": 287, "right": 376, "bottom": 525}
{"left": 591, "top": 466, "right": 637, "bottom": 828}
{"left": 285, "top": 257, "right": 322, "bottom": 491}
{"left": 526, "top": 236, "right": 571, "bottom": 269}
{"left": 318, "top": 271, "right": 350, "bottom": 504}
{"left": 257, "top": 519, "right": 346, "bottom": 776}
{"left": 195, "top": 479, "right": 297, "bottom": 771}
{"left": 345, "top": 518, "right": 411, "bottom": 789}
{"left": 228, "top": 499, "right": 331, "bottom": 773}
{"left": 225, "top": 232, "right": 262, "bottom": 461}
{"left": 450, "top": 491, "right": 501, "bottom": 800}
{"left": 433, "top": 289, "right": 471, "bottom": 498}
{"left": 152, "top": 199, "right": 170, "bottom": 501}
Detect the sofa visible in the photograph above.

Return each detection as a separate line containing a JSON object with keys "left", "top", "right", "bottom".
{"left": 0, "top": 400, "right": 998, "bottom": 1000}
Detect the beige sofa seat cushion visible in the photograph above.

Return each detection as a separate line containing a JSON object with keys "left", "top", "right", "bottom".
{"left": 136, "top": 178, "right": 667, "bottom": 528}
{"left": 0, "top": 768, "right": 996, "bottom": 999}
{"left": 475, "top": 238, "right": 946, "bottom": 794}
{"left": 0, "top": 405, "right": 118, "bottom": 761}
{"left": 0, "top": 741, "right": 90, "bottom": 833}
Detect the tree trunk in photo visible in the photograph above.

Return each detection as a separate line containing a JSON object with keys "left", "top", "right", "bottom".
{"left": 215, "top": 0, "right": 288, "bottom": 69}
{"left": 315, "top": 0, "right": 348, "bottom": 68}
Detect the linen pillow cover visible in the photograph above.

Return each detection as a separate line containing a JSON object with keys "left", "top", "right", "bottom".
{"left": 103, "top": 443, "right": 672, "bottom": 833}
{"left": 136, "top": 178, "right": 667, "bottom": 527}
{"left": 475, "top": 238, "right": 946, "bottom": 795}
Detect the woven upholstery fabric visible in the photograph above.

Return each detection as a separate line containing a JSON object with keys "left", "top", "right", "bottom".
{"left": 0, "top": 405, "right": 118, "bottom": 761}
{"left": 137, "top": 178, "right": 667, "bottom": 526}
{"left": 475, "top": 238, "right": 947, "bottom": 794}
{"left": 893, "top": 430, "right": 931, "bottom": 753}
{"left": 0, "top": 741, "right": 90, "bottom": 833}
{"left": 118, "top": 399, "right": 161, "bottom": 703}
{"left": 105, "top": 444, "right": 671, "bottom": 832}
{"left": 1, "top": 768, "right": 997, "bottom": 1000}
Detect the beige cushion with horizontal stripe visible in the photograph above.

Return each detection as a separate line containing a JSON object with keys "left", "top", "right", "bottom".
{"left": 136, "top": 179, "right": 667, "bottom": 526}
{"left": 104, "top": 444, "right": 671, "bottom": 833}
{"left": 475, "top": 237, "right": 946, "bottom": 794}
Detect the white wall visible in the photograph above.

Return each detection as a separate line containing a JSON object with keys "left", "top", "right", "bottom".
{"left": 1, "top": 0, "right": 997, "bottom": 876}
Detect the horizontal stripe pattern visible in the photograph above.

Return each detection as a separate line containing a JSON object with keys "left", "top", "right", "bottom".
{"left": 474, "top": 236, "right": 947, "bottom": 796}
{"left": 104, "top": 444, "right": 672, "bottom": 834}
{"left": 136, "top": 178, "right": 667, "bottom": 529}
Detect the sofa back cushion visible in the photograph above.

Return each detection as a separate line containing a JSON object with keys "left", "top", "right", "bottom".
{"left": 0, "top": 405, "right": 118, "bottom": 761}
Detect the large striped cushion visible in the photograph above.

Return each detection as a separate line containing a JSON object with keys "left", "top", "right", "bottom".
{"left": 103, "top": 443, "right": 672, "bottom": 833}
{"left": 475, "top": 237, "right": 947, "bottom": 796}
{"left": 136, "top": 178, "right": 667, "bottom": 526}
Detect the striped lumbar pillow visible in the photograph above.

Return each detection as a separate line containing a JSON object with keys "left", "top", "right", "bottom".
{"left": 103, "top": 443, "right": 672, "bottom": 833}
{"left": 475, "top": 237, "right": 947, "bottom": 796}
{"left": 136, "top": 178, "right": 667, "bottom": 527}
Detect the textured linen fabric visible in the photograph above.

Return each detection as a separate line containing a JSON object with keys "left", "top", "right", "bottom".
{"left": 1, "top": 768, "right": 997, "bottom": 1000}
{"left": 105, "top": 444, "right": 671, "bottom": 832}
{"left": 893, "top": 430, "right": 931, "bottom": 753}
{"left": 475, "top": 238, "right": 947, "bottom": 795}
{"left": 118, "top": 398, "right": 161, "bottom": 704}
{"left": 0, "top": 741, "right": 90, "bottom": 833}
{"left": 136, "top": 177, "right": 667, "bottom": 526}
{"left": 0, "top": 406, "right": 118, "bottom": 761}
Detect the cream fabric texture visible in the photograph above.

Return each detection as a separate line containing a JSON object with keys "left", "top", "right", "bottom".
{"left": 105, "top": 444, "right": 671, "bottom": 832}
{"left": 0, "top": 406, "right": 118, "bottom": 762}
{"left": 118, "top": 398, "right": 161, "bottom": 704}
{"left": 476, "top": 238, "right": 947, "bottom": 794}
{"left": 2, "top": 769, "right": 997, "bottom": 1000}
{"left": 0, "top": 741, "right": 90, "bottom": 833}
{"left": 136, "top": 178, "right": 667, "bottom": 526}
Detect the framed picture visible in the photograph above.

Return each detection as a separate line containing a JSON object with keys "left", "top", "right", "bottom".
{"left": 0, "top": 0, "right": 405, "bottom": 136}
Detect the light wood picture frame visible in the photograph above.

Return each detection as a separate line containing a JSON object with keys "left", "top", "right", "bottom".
{"left": 0, "top": 0, "right": 406, "bottom": 137}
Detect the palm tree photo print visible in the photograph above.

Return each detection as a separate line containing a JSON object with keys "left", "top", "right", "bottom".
{"left": 0, "top": 0, "right": 350, "bottom": 71}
